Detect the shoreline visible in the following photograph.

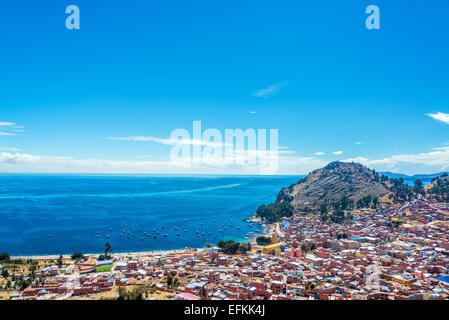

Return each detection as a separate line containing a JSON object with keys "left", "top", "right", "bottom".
{"left": 10, "top": 215, "right": 270, "bottom": 261}
{"left": 10, "top": 247, "right": 205, "bottom": 261}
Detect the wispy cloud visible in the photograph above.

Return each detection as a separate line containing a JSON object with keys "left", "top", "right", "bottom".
{"left": 0, "top": 147, "right": 20, "bottom": 152}
{"left": 0, "top": 121, "right": 24, "bottom": 136}
{"left": 0, "top": 122, "right": 15, "bottom": 126}
{"left": 109, "top": 136, "right": 230, "bottom": 148}
{"left": 4, "top": 144, "right": 449, "bottom": 175}
{"left": 252, "top": 82, "right": 288, "bottom": 98}
{"left": 333, "top": 151, "right": 343, "bottom": 155}
{"left": 0, "top": 150, "right": 325, "bottom": 175}
{"left": 315, "top": 152, "right": 325, "bottom": 156}
{"left": 356, "top": 142, "right": 363, "bottom": 145}
{"left": 427, "top": 112, "right": 449, "bottom": 125}
{"left": 343, "top": 144, "right": 449, "bottom": 174}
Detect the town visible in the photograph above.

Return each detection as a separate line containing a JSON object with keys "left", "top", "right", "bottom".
{"left": 1, "top": 194, "right": 448, "bottom": 301}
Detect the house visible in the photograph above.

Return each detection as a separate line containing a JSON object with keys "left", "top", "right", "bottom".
{"left": 95, "top": 260, "right": 113, "bottom": 272}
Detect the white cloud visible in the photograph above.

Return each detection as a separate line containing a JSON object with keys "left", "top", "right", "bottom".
{"left": 333, "top": 151, "right": 343, "bottom": 155}
{"left": 427, "top": 112, "right": 449, "bottom": 125}
{"left": 343, "top": 145, "right": 449, "bottom": 174}
{"left": 0, "top": 147, "right": 20, "bottom": 152}
{"left": 0, "top": 149, "right": 324, "bottom": 175}
{"left": 109, "top": 136, "right": 231, "bottom": 148}
{"left": 0, "top": 121, "right": 24, "bottom": 136}
{"left": 356, "top": 142, "right": 363, "bottom": 145}
{"left": 252, "top": 82, "right": 287, "bottom": 98}
{"left": 249, "top": 111, "right": 257, "bottom": 114}
{"left": 0, "top": 122, "right": 15, "bottom": 126}
{"left": 0, "top": 152, "right": 40, "bottom": 164}
{"left": 315, "top": 152, "right": 325, "bottom": 156}
{"left": 4, "top": 141, "right": 449, "bottom": 175}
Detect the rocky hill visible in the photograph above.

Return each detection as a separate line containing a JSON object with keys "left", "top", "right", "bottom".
{"left": 426, "top": 175, "right": 449, "bottom": 201}
{"left": 277, "top": 161, "right": 390, "bottom": 211}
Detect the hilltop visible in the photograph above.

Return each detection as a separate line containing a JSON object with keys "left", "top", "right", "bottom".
{"left": 276, "top": 161, "right": 390, "bottom": 212}
{"left": 426, "top": 174, "right": 449, "bottom": 202}
{"left": 381, "top": 171, "right": 448, "bottom": 181}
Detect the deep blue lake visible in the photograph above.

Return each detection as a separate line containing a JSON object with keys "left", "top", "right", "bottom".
{"left": 0, "top": 175, "right": 300, "bottom": 256}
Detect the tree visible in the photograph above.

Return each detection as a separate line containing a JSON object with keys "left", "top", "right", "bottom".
{"left": 167, "top": 273, "right": 174, "bottom": 287}
{"left": 57, "top": 255, "right": 63, "bottom": 268}
{"left": 172, "top": 277, "right": 180, "bottom": 288}
{"left": 0, "top": 252, "right": 10, "bottom": 262}
{"left": 238, "top": 243, "right": 251, "bottom": 254}
{"left": 71, "top": 251, "right": 83, "bottom": 260}
{"left": 330, "top": 209, "right": 345, "bottom": 224}
{"left": 167, "top": 274, "right": 180, "bottom": 288}
{"left": 337, "top": 233, "right": 348, "bottom": 240}
{"left": 1, "top": 269, "right": 9, "bottom": 279}
{"left": 300, "top": 243, "right": 309, "bottom": 254}
{"left": 305, "top": 282, "right": 316, "bottom": 291}
{"left": 217, "top": 240, "right": 248, "bottom": 255}
{"left": 413, "top": 179, "right": 425, "bottom": 196}
{"left": 256, "top": 201, "right": 293, "bottom": 223}
{"left": 372, "top": 197, "right": 379, "bottom": 208}
{"left": 104, "top": 242, "right": 112, "bottom": 259}
{"left": 256, "top": 236, "right": 272, "bottom": 246}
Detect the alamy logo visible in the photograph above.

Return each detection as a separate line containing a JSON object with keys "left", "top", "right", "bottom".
{"left": 365, "top": 5, "right": 380, "bottom": 30}
{"left": 64, "top": 5, "right": 380, "bottom": 31}
{"left": 66, "top": 5, "right": 80, "bottom": 30}
{"left": 169, "top": 121, "right": 279, "bottom": 175}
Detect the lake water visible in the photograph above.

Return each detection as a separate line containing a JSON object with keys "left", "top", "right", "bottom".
{"left": 0, "top": 175, "right": 300, "bottom": 256}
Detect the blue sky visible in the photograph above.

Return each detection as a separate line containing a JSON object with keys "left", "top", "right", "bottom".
{"left": 0, "top": 0, "right": 448, "bottom": 174}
